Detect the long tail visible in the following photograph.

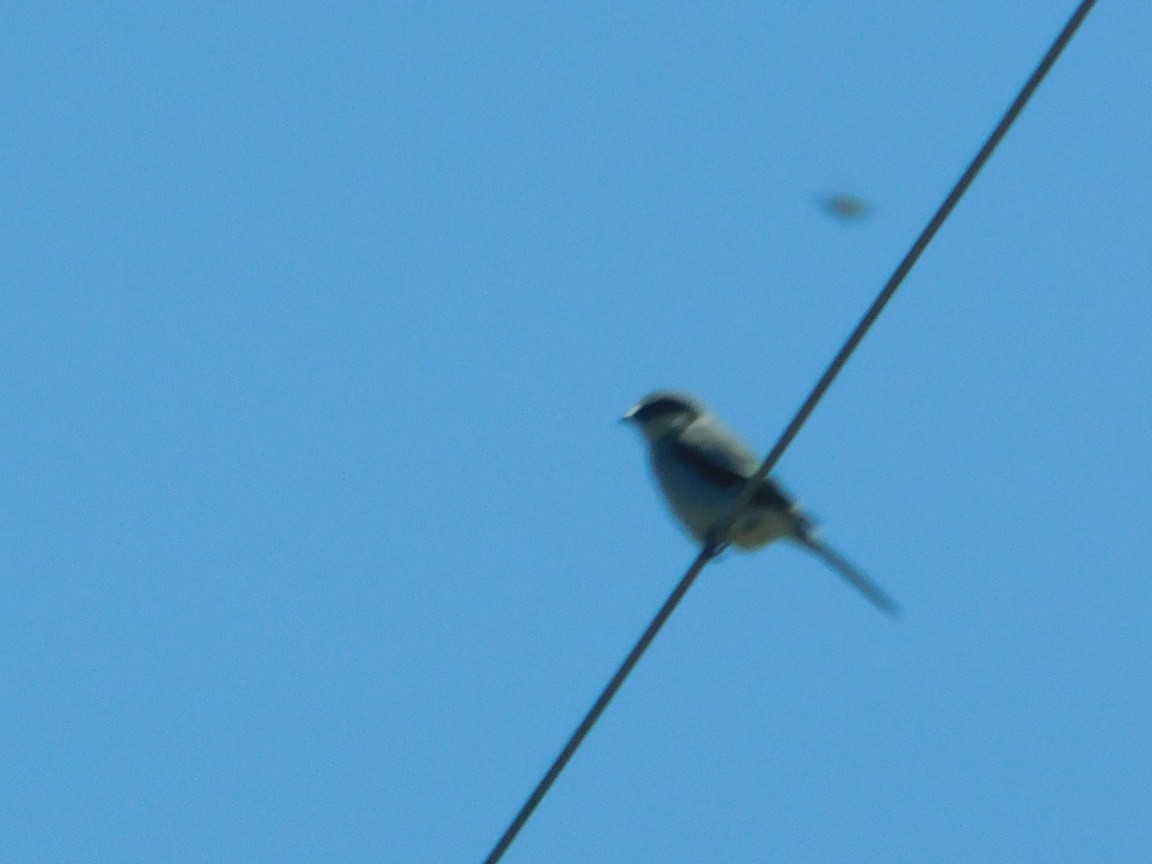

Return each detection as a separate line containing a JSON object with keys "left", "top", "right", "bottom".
{"left": 792, "top": 531, "right": 899, "bottom": 617}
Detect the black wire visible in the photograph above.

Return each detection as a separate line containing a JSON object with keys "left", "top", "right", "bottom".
{"left": 733, "top": 0, "right": 1097, "bottom": 495}
{"left": 481, "top": 545, "right": 716, "bottom": 864}
{"left": 482, "top": 3, "right": 1095, "bottom": 861}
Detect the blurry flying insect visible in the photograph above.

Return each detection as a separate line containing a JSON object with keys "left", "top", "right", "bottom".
{"left": 823, "top": 194, "right": 871, "bottom": 220}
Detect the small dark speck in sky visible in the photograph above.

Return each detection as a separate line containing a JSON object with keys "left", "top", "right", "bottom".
{"left": 823, "top": 194, "right": 870, "bottom": 220}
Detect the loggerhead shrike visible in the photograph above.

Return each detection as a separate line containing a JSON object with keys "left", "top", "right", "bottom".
{"left": 623, "top": 391, "right": 897, "bottom": 615}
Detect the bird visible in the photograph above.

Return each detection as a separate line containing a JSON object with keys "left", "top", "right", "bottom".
{"left": 622, "top": 390, "right": 897, "bottom": 615}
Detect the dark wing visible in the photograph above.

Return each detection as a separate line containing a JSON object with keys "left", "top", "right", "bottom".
{"left": 677, "top": 415, "right": 760, "bottom": 476}
{"left": 673, "top": 417, "right": 795, "bottom": 513}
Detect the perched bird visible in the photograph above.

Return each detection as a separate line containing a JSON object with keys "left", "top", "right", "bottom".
{"left": 623, "top": 391, "right": 897, "bottom": 615}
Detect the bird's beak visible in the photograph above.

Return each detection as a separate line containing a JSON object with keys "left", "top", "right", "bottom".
{"left": 620, "top": 407, "right": 638, "bottom": 424}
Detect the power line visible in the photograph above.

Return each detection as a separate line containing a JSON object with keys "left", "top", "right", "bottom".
{"left": 482, "top": 3, "right": 1096, "bottom": 861}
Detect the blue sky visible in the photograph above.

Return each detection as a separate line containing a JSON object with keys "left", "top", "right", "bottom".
{"left": 2, "top": 2, "right": 1149, "bottom": 861}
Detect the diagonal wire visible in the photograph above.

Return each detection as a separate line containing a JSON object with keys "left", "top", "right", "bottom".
{"left": 482, "top": 545, "right": 716, "bottom": 864}
{"left": 727, "top": 0, "right": 1096, "bottom": 504}
{"left": 482, "top": 3, "right": 1095, "bottom": 861}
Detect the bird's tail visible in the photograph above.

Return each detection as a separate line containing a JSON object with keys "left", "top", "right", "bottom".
{"left": 791, "top": 528, "right": 899, "bottom": 617}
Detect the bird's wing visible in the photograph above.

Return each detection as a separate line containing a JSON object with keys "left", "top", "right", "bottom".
{"left": 793, "top": 534, "right": 899, "bottom": 616}
{"left": 674, "top": 417, "right": 795, "bottom": 512}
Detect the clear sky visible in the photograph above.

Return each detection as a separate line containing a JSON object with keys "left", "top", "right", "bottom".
{"left": 2, "top": 2, "right": 1149, "bottom": 862}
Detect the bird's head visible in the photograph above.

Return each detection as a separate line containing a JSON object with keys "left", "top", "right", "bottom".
{"left": 622, "top": 391, "right": 706, "bottom": 442}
